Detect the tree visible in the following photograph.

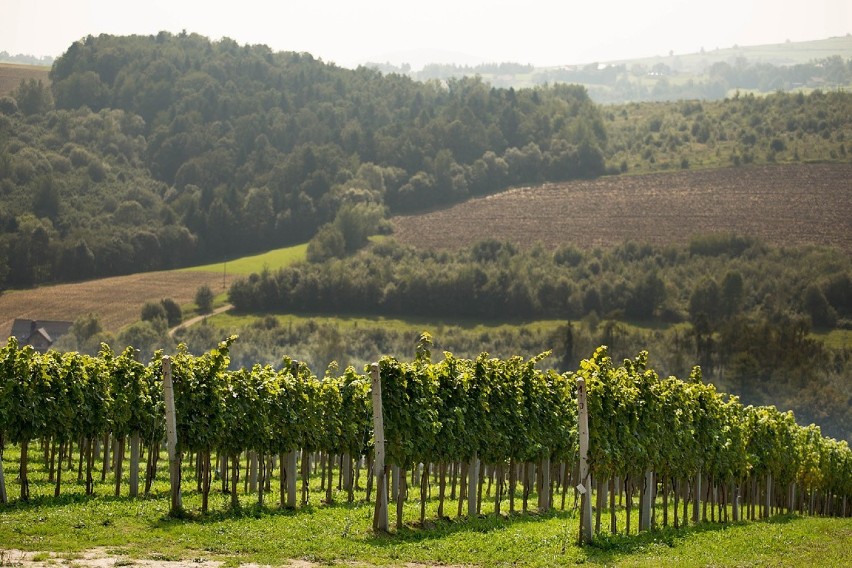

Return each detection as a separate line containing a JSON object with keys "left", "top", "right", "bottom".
{"left": 160, "top": 298, "right": 183, "bottom": 327}
{"left": 333, "top": 202, "right": 384, "bottom": 253}
{"left": 195, "top": 285, "right": 214, "bottom": 314}
{"left": 803, "top": 284, "right": 836, "bottom": 328}
{"left": 689, "top": 278, "right": 721, "bottom": 327}
{"left": 13, "top": 79, "right": 53, "bottom": 115}
{"left": 306, "top": 224, "right": 345, "bottom": 263}
{"left": 720, "top": 270, "right": 744, "bottom": 318}
{"left": 140, "top": 301, "right": 167, "bottom": 322}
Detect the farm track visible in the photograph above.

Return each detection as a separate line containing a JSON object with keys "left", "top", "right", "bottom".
{"left": 0, "top": 270, "right": 238, "bottom": 336}
{"left": 390, "top": 163, "right": 852, "bottom": 254}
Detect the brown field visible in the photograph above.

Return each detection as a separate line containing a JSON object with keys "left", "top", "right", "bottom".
{"left": 0, "top": 270, "right": 238, "bottom": 337}
{"left": 0, "top": 62, "right": 50, "bottom": 96}
{"left": 390, "top": 163, "right": 852, "bottom": 254}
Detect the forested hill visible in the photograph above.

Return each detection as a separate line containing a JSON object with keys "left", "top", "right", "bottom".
{"left": 0, "top": 32, "right": 606, "bottom": 288}
{"left": 0, "top": 32, "right": 850, "bottom": 289}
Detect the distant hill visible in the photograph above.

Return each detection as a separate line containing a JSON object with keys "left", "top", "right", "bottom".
{"left": 373, "top": 36, "right": 852, "bottom": 102}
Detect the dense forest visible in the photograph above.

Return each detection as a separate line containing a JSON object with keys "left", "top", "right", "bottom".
{"left": 0, "top": 32, "right": 606, "bottom": 288}
{"left": 0, "top": 32, "right": 850, "bottom": 289}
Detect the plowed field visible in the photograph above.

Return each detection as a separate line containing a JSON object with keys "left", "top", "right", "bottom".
{"left": 390, "top": 163, "right": 852, "bottom": 254}
{"left": 0, "top": 62, "right": 50, "bottom": 96}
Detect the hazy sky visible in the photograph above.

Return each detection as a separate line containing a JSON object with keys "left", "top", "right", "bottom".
{"left": 3, "top": 0, "right": 850, "bottom": 68}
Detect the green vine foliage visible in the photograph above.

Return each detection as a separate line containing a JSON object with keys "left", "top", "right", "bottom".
{"left": 0, "top": 336, "right": 849, "bottom": 506}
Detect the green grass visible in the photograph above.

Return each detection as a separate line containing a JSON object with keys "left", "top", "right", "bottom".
{"left": 209, "top": 310, "right": 570, "bottom": 334}
{"left": 810, "top": 328, "right": 852, "bottom": 350}
{"left": 180, "top": 243, "right": 308, "bottom": 276}
{"left": 1, "top": 444, "right": 850, "bottom": 567}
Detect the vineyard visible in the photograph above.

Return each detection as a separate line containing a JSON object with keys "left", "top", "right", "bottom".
{"left": 0, "top": 334, "right": 850, "bottom": 547}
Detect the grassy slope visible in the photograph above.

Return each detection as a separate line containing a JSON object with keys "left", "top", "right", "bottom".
{"left": 607, "top": 35, "right": 852, "bottom": 70}
{"left": 181, "top": 243, "right": 308, "bottom": 276}
{"left": 0, "top": 446, "right": 849, "bottom": 568}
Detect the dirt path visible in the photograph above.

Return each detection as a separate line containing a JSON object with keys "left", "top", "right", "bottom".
{"left": 169, "top": 304, "right": 233, "bottom": 337}
{"left": 0, "top": 548, "right": 326, "bottom": 567}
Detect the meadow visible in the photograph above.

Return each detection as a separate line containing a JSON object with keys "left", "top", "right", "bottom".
{"left": 0, "top": 444, "right": 850, "bottom": 567}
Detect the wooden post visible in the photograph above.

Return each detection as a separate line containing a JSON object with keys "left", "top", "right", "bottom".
{"left": 732, "top": 483, "right": 740, "bottom": 521}
{"left": 640, "top": 470, "right": 652, "bottom": 531}
{"left": 163, "top": 356, "right": 182, "bottom": 514}
{"left": 370, "top": 363, "right": 388, "bottom": 532}
{"left": 692, "top": 468, "right": 701, "bottom": 523}
{"left": 286, "top": 450, "right": 297, "bottom": 508}
{"left": 468, "top": 452, "right": 480, "bottom": 517}
{"left": 129, "top": 431, "right": 140, "bottom": 497}
{"left": 249, "top": 451, "right": 258, "bottom": 493}
{"left": 577, "top": 377, "right": 593, "bottom": 544}
{"left": 0, "top": 442, "right": 6, "bottom": 503}
{"left": 540, "top": 454, "right": 551, "bottom": 512}
{"left": 764, "top": 473, "right": 772, "bottom": 519}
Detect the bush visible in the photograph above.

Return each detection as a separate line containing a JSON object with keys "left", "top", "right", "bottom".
{"left": 160, "top": 298, "right": 183, "bottom": 327}
{"left": 195, "top": 285, "right": 214, "bottom": 314}
{"left": 140, "top": 301, "right": 166, "bottom": 322}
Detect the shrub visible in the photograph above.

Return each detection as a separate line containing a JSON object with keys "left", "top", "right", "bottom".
{"left": 195, "top": 285, "right": 214, "bottom": 314}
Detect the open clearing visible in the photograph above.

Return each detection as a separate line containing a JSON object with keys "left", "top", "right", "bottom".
{"left": 0, "top": 270, "right": 237, "bottom": 336}
{"left": 390, "top": 163, "right": 852, "bottom": 254}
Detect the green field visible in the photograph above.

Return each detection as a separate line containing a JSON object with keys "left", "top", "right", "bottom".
{"left": 181, "top": 243, "right": 308, "bottom": 276}
{"left": 1, "top": 444, "right": 850, "bottom": 567}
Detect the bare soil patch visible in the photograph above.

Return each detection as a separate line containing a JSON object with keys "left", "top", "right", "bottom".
{"left": 0, "top": 548, "right": 458, "bottom": 567}
{"left": 390, "top": 163, "right": 852, "bottom": 254}
{"left": 0, "top": 271, "right": 238, "bottom": 337}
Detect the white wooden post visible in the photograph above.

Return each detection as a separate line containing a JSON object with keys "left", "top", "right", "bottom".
{"left": 163, "top": 356, "right": 182, "bottom": 514}
{"left": 692, "top": 468, "right": 701, "bottom": 523}
{"left": 129, "top": 431, "right": 140, "bottom": 497}
{"left": 640, "top": 470, "right": 652, "bottom": 531}
{"left": 732, "top": 483, "right": 740, "bottom": 521}
{"left": 249, "top": 451, "right": 258, "bottom": 493}
{"left": 370, "top": 363, "right": 388, "bottom": 531}
{"left": 0, "top": 445, "right": 6, "bottom": 503}
{"left": 577, "top": 377, "right": 593, "bottom": 544}
{"left": 286, "top": 450, "right": 298, "bottom": 508}
{"left": 764, "top": 473, "right": 772, "bottom": 518}
{"left": 540, "top": 454, "right": 551, "bottom": 512}
{"left": 468, "top": 452, "right": 480, "bottom": 517}
{"left": 392, "top": 466, "right": 400, "bottom": 500}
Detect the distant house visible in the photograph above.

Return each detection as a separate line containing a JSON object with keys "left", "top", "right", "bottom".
{"left": 9, "top": 319, "right": 73, "bottom": 353}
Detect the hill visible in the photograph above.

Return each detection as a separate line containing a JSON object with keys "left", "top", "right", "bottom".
{"left": 0, "top": 31, "right": 610, "bottom": 290}
{"left": 390, "top": 163, "right": 852, "bottom": 254}
{"left": 394, "top": 36, "right": 852, "bottom": 101}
